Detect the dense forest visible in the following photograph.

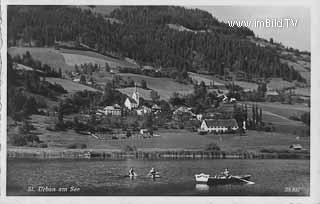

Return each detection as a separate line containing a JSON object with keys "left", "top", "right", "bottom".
{"left": 7, "top": 6, "right": 305, "bottom": 82}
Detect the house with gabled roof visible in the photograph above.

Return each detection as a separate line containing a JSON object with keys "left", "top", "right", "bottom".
{"left": 200, "top": 119, "right": 239, "bottom": 133}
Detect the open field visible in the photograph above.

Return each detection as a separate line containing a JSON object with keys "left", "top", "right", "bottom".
{"left": 294, "top": 87, "right": 310, "bottom": 97}
{"left": 188, "top": 72, "right": 226, "bottom": 87}
{"left": 118, "top": 87, "right": 152, "bottom": 101}
{"left": 8, "top": 47, "right": 73, "bottom": 71}
{"left": 105, "top": 129, "right": 309, "bottom": 152}
{"left": 188, "top": 72, "right": 258, "bottom": 91}
{"left": 241, "top": 101, "right": 309, "bottom": 136}
{"left": 267, "top": 78, "right": 295, "bottom": 90}
{"left": 60, "top": 48, "right": 138, "bottom": 69}
{"left": 46, "top": 77, "right": 100, "bottom": 93}
{"left": 8, "top": 115, "right": 309, "bottom": 153}
{"left": 242, "top": 101, "right": 309, "bottom": 119}
{"left": 8, "top": 47, "right": 138, "bottom": 74}
{"left": 118, "top": 73, "right": 194, "bottom": 100}
{"left": 280, "top": 58, "right": 310, "bottom": 85}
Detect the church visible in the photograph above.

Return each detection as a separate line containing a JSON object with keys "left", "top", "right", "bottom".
{"left": 124, "top": 86, "right": 140, "bottom": 110}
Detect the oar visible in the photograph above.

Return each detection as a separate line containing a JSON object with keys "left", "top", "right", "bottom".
{"left": 231, "top": 176, "right": 255, "bottom": 185}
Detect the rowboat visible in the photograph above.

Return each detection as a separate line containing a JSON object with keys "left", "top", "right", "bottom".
{"left": 148, "top": 172, "right": 161, "bottom": 178}
{"left": 195, "top": 173, "right": 210, "bottom": 183}
{"left": 148, "top": 174, "right": 161, "bottom": 178}
{"left": 207, "top": 175, "right": 252, "bottom": 185}
{"left": 124, "top": 173, "right": 138, "bottom": 178}
{"left": 195, "top": 173, "right": 253, "bottom": 185}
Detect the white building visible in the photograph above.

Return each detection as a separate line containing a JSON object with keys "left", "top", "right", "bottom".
{"left": 124, "top": 86, "right": 140, "bottom": 110}
{"left": 136, "top": 106, "right": 152, "bottom": 115}
{"left": 200, "top": 119, "right": 239, "bottom": 133}
{"left": 99, "top": 104, "right": 121, "bottom": 116}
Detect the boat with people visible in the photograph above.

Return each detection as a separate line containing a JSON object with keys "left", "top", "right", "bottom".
{"left": 147, "top": 167, "right": 160, "bottom": 178}
{"left": 125, "top": 167, "right": 160, "bottom": 179}
{"left": 195, "top": 168, "right": 254, "bottom": 185}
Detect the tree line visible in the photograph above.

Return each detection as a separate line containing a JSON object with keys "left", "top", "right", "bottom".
{"left": 8, "top": 6, "right": 305, "bottom": 83}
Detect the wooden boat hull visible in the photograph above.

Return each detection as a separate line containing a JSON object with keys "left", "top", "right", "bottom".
{"left": 207, "top": 175, "right": 251, "bottom": 185}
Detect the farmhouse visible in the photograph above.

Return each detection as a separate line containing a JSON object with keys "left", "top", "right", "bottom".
{"left": 265, "top": 90, "right": 280, "bottom": 102}
{"left": 289, "top": 144, "right": 303, "bottom": 151}
{"left": 99, "top": 105, "right": 121, "bottom": 116}
{"left": 200, "top": 119, "right": 239, "bottom": 133}
{"left": 152, "top": 104, "right": 161, "bottom": 114}
{"left": 173, "top": 106, "right": 196, "bottom": 121}
{"left": 137, "top": 105, "right": 152, "bottom": 115}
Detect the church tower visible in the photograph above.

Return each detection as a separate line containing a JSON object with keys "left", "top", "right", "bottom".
{"left": 132, "top": 83, "right": 140, "bottom": 106}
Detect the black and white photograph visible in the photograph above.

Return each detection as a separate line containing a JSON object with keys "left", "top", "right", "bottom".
{"left": 3, "top": 4, "right": 315, "bottom": 198}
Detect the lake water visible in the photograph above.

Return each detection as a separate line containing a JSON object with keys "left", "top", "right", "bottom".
{"left": 7, "top": 159, "right": 309, "bottom": 196}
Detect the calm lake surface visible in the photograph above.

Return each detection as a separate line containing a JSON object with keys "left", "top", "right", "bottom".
{"left": 7, "top": 159, "right": 309, "bottom": 196}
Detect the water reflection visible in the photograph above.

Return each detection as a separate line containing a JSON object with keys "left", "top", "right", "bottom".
{"left": 195, "top": 184, "right": 210, "bottom": 192}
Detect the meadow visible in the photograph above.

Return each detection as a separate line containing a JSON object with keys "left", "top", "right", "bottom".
{"left": 46, "top": 77, "right": 100, "bottom": 93}
{"left": 8, "top": 47, "right": 73, "bottom": 71}
{"left": 118, "top": 73, "right": 194, "bottom": 100}
{"left": 9, "top": 115, "right": 309, "bottom": 153}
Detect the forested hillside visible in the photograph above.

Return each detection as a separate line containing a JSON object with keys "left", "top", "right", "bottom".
{"left": 8, "top": 6, "right": 305, "bottom": 83}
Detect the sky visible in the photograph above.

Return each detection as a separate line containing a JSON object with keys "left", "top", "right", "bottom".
{"left": 192, "top": 6, "right": 310, "bottom": 51}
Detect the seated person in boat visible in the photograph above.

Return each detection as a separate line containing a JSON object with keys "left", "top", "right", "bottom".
{"left": 129, "top": 167, "right": 136, "bottom": 176}
{"left": 149, "top": 167, "right": 157, "bottom": 176}
{"left": 222, "top": 168, "right": 230, "bottom": 177}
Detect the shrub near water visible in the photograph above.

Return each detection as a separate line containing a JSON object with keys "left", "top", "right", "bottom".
{"left": 205, "top": 143, "right": 221, "bottom": 151}
{"left": 67, "top": 143, "right": 87, "bottom": 149}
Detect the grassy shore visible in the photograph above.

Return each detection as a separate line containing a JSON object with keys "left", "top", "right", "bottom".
{"left": 8, "top": 114, "right": 310, "bottom": 154}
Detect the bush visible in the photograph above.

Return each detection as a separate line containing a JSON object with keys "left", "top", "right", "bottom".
{"left": 205, "top": 143, "right": 221, "bottom": 151}
{"left": 289, "top": 115, "right": 301, "bottom": 121}
{"left": 122, "top": 145, "right": 137, "bottom": 152}
{"left": 11, "top": 133, "right": 41, "bottom": 146}
{"left": 38, "top": 143, "right": 48, "bottom": 148}
{"left": 67, "top": 143, "right": 87, "bottom": 149}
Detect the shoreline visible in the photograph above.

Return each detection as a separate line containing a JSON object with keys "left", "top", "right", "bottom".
{"left": 7, "top": 147, "right": 310, "bottom": 160}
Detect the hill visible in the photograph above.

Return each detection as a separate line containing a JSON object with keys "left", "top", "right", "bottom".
{"left": 8, "top": 47, "right": 139, "bottom": 74}
{"left": 7, "top": 5, "right": 306, "bottom": 85}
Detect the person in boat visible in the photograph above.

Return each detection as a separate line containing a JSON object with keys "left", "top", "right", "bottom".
{"left": 129, "top": 167, "right": 136, "bottom": 176}
{"left": 222, "top": 168, "right": 230, "bottom": 177}
{"left": 149, "top": 167, "right": 157, "bottom": 176}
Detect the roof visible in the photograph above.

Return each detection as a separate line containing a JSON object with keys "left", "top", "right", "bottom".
{"left": 126, "top": 97, "right": 138, "bottom": 104}
{"left": 289, "top": 144, "right": 303, "bottom": 149}
{"left": 104, "top": 105, "right": 121, "bottom": 110}
{"left": 266, "top": 91, "right": 279, "bottom": 96}
{"left": 173, "top": 107, "right": 194, "bottom": 116}
{"left": 152, "top": 104, "right": 161, "bottom": 109}
{"left": 142, "top": 65, "right": 154, "bottom": 70}
{"left": 203, "top": 119, "right": 238, "bottom": 128}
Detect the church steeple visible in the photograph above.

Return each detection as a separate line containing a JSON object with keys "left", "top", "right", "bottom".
{"left": 132, "top": 83, "right": 140, "bottom": 106}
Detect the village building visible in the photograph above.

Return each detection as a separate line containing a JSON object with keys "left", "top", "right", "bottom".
{"left": 99, "top": 104, "right": 121, "bottom": 116}
{"left": 124, "top": 86, "right": 140, "bottom": 110}
{"left": 289, "top": 144, "right": 303, "bottom": 151}
{"left": 136, "top": 105, "right": 152, "bottom": 115}
{"left": 152, "top": 104, "right": 161, "bottom": 114}
{"left": 235, "top": 71, "right": 247, "bottom": 81}
{"left": 173, "top": 106, "right": 196, "bottom": 121}
{"left": 200, "top": 119, "right": 239, "bottom": 133}
{"left": 265, "top": 90, "right": 280, "bottom": 102}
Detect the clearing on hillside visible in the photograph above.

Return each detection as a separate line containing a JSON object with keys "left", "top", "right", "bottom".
{"left": 118, "top": 73, "right": 194, "bottom": 100}
{"left": 46, "top": 77, "right": 100, "bottom": 93}
{"left": 60, "top": 48, "right": 139, "bottom": 69}
{"left": 8, "top": 47, "right": 73, "bottom": 71}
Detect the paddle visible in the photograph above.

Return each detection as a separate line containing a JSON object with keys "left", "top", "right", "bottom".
{"left": 231, "top": 176, "right": 255, "bottom": 185}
